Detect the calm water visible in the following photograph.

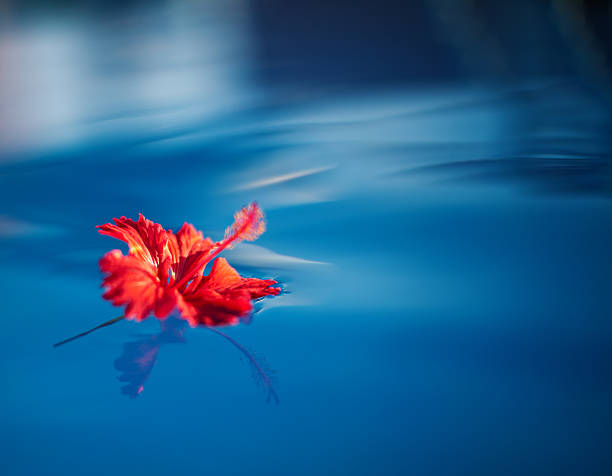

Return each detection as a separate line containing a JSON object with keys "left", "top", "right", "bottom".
{"left": 2, "top": 4, "right": 612, "bottom": 476}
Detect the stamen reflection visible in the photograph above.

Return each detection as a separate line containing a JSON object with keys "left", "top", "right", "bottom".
{"left": 114, "top": 317, "right": 278, "bottom": 402}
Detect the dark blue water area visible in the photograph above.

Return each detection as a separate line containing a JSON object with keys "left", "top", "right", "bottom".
{"left": 2, "top": 3, "right": 612, "bottom": 476}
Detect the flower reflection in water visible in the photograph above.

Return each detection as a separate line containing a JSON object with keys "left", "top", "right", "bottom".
{"left": 114, "top": 317, "right": 278, "bottom": 402}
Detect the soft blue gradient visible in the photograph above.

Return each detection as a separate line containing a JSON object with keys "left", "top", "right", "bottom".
{"left": 1, "top": 2, "right": 612, "bottom": 475}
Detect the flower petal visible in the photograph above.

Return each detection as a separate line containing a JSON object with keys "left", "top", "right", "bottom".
{"left": 179, "top": 287, "right": 252, "bottom": 327}
{"left": 97, "top": 214, "right": 170, "bottom": 267}
{"left": 99, "top": 250, "right": 176, "bottom": 321}
{"left": 204, "top": 258, "right": 281, "bottom": 298}
{"left": 177, "top": 258, "right": 280, "bottom": 327}
{"left": 175, "top": 223, "right": 213, "bottom": 257}
{"left": 203, "top": 256, "right": 244, "bottom": 290}
{"left": 167, "top": 223, "right": 214, "bottom": 283}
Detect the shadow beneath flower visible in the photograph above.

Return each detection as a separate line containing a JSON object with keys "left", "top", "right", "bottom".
{"left": 113, "top": 317, "right": 278, "bottom": 402}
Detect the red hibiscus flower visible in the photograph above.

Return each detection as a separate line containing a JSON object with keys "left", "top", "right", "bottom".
{"left": 54, "top": 203, "right": 280, "bottom": 347}
{"left": 97, "top": 202, "right": 280, "bottom": 327}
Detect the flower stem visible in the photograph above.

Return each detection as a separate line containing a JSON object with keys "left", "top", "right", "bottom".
{"left": 53, "top": 315, "right": 125, "bottom": 348}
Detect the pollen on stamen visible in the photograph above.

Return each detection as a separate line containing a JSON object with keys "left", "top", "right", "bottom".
{"left": 224, "top": 202, "right": 266, "bottom": 246}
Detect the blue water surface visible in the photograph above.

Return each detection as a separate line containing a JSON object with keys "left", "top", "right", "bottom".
{"left": 1, "top": 3, "right": 612, "bottom": 475}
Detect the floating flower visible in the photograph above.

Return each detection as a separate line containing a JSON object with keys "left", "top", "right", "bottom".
{"left": 98, "top": 202, "right": 280, "bottom": 326}
{"left": 54, "top": 203, "right": 280, "bottom": 347}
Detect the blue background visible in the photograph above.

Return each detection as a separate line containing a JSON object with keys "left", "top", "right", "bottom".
{"left": 1, "top": 1, "right": 612, "bottom": 475}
